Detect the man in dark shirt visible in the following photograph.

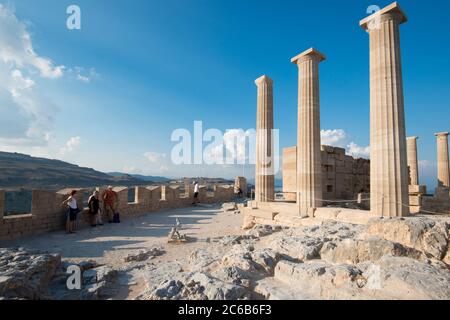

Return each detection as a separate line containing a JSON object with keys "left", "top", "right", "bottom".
{"left": 88, "top": 190, "right": 102, "bottom": 227}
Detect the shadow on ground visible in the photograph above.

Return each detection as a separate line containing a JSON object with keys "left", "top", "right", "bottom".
{"left": 1, "top": 205, "right": 223, "bottom": 259}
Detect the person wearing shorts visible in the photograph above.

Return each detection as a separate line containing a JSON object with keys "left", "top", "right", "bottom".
{"left": 63, "top": 190, "right": 80, "bottom": 234}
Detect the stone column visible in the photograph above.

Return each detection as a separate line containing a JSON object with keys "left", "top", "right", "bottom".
{"left": 360, "top": 2, "right": 409, "bottom": 217}
{"left": 291, "top": 48, "right": 325, "bottom": 217}
{"left": 407, "top": 136, "right": 419, "bottom": 186}
{"left": 255, "top": 75, "right": 275, "bottom": 202}
{"left": 435, "top": 132, "right": 450, "bottom": 188}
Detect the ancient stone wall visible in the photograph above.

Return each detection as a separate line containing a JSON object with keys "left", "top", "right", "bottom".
{"left": 422, "top": 187, "right": 450, "bottom": 214}
{"left": 0, "top": 184, "right": 236, "bottom": 241}
{"left": 283, "top": 146, "right": 370, "bottom": 202}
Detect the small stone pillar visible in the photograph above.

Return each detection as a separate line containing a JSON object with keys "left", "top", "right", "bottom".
{"left": 407, "top": 136, "right": 419, "bottom": 186}
{"left": 235, "top": 177, "right": 248, "bottom": 197}
{"left": 255, "top": 75, "right": 275, "bottom": 202}
{"left": 360, "top": 2, "right": 409, "bottom": 217}
{"left": 291, "top": 48, "right": 325, "bottom": 217}
{"left": 435, "top": 132, "right": 450, "bottom": 188}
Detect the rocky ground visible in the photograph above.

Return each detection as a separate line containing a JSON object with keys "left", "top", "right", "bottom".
{"left": 1, "top": 203, "right": 449, "bottom": 300}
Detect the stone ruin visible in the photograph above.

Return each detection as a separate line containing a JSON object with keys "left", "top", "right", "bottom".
{"left": 0, "top": 183, "right": 237, "bottom": 241}
{"left": 0, "top": 2, "right": 449, "bottom": 301}
{"left": 245, "top": 2, "right": 450, "bottom": 230}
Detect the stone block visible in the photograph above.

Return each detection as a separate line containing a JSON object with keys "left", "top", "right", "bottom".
{"left": 409, "top": 185, "right": 427, "bottom": 195}
{"left": 409, "top": 195, "right": 422, "bottom": 207}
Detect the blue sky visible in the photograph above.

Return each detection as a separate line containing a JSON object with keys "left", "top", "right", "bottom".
{"left": 0, "top": 0, "right": 449, "bottom": 190}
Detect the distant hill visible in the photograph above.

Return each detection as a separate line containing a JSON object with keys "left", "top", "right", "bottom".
{"left": 0, "top": 151, "right": 148, "bottom": 190}
{"left": 107, "top": 172, "right": 171, "bottom": 183}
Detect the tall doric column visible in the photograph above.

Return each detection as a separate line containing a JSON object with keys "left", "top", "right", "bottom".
{"left": 291, "top": 48, "right": 325, "bottom": 217}
{"left": 255, "top": 75, "right": 275, "bottom": 202}
{"left": 435, "top": 132, "right": 450, "bottom": 188}
{"left": 407, "top": 136, "right": 419, "bottom": 186}
{"left": 360, "top": 2, "right": 409, "bottom": 217}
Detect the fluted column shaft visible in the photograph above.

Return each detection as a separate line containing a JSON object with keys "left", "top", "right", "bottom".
{"left": 361, "top": 3, "right": 409, "bottom": 217}
{"left": 292, "top": 49, "right": 325, "bottom": 217}
{"left": 255, "top": 76, "right": 274, "bottom": 202}
{"left": 407, "top": 137, "right": 419, "bottom": 186}
{"left": 435, "top": 132, "right": 450, "bottom": 188}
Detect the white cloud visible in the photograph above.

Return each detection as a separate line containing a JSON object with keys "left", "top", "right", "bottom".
{"left": 321, "top": 129, "right": 370, "bottom": 159}
{"left": 0, "top": 5, "right": 65, "bottom": 148}
{"left": 144, "top": 151, "right": 166, "bottom": 163}
{"left": 59, "top": 136, "right": 81, "bottom": 155}
{"left": 71, "top": 67, "right": 99, "bottom": 83}
{"left": 0, "top": 6, "right": 95, "bottom": 151}
{"left": 347, "top": 142, "right": 370, "bottom": 158}
{"left": 0, "top": 5, "right": 64, "bottom": 79}
{"left": 321, "top": 129, "right": 347, "bottom": 147}
{"left": 77, "top": 74, "right": 90, "bottom": 83}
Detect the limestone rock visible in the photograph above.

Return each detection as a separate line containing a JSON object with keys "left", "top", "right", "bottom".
{"left": 0, "top": 247, "right": 61, "bottom": 300}
{"left": 147, "top": 272, "right": 250, "bottom": 300}
{"left": 124, "top": 247, "right": 165, "bottom": 263}
{"left": 246, "top": 225, "right": 282, "bottom": 238}
{"left": 215, "top": 234, "right": 256, "bottom": 246}
{"left": 189, "top": 249, "right": 221, "bottom": 269}
{"left": 81, "top": 266, "right": 118, "bottom": 300}
{"left": 358, "top": 255, "right": 450, "bottom": 300}
{"left": 366, "top": 217, "right": 449, "bottom": 260}
{"left": 274, "top": 260, "right": 362, "bottom": 299}
{"left": 210, "top": 266, "right": 252, "bottom": 287}
{"left": 268, "top": 234, "right": 323, "bottom": 261}
{"left": 221, "top": 246, "right": 256, "bottom": 272}
{"left": 222, "top": 202, "right": 237, "bottom": 212}
{"left": 250, "top": 248, "right": 282, "bottom": 274}
{"left": 188, "top": 272, "right": 250, "bottom": 300}
{"left": 320, "top": 237, "right": 423, "bottom": 264}
{"left": 242, "top": 215, "right": 256, "bottom": 230}
{"left": 150, "top": 279, "right": 185, "bottom": 300}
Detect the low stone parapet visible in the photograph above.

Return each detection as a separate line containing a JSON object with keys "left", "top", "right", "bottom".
{"left": 0, "top": 183, "right": 237, "bottom": 241}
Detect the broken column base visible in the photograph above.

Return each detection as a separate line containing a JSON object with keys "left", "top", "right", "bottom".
{"left": 242, "top": 201, "right": 376, "bottom": 229}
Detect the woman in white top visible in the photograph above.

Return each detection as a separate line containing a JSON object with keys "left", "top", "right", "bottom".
{"left": 62, "top": 190, "right": 80, "bottom": 234}
{"left": 192, "top": 181, "right": 200, "bottom": 205}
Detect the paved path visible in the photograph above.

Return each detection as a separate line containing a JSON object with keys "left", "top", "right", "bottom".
{"left": 1, "top": 204, "right": 244, "bottom": 268}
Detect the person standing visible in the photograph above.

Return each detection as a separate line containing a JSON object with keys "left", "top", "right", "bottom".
{"left": 102, "top": 186, "right": 117, "bottom": 223}
{"left": 88, "top": 190, "right": 103, "bottom": 227}
{"left": 62, "top": 190, "right": 80, "bottom": 234}
{"left": 192, "top": 181, "right": 200, "bottom": 205}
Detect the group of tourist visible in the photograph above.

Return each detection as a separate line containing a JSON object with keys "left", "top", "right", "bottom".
{"left": 62, "top": 181, "right": 201, "bottom": 234}
{"left": 61, "top": 186, "right": 119, "bottom": 234}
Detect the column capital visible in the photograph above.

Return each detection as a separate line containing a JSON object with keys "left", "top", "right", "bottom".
{"left": 435, "top": 132, "right": 449, "bottom": 137}
{"left": 291, "top": 48, "right": 326, "bottom": 65}
{"left": 407, "top": 136, "right": 418, "bottom": 141}
{"left": 360, "top": 2, "right": 407, "bottom": 31}
{"left": 255, "top": 75, "right": 273, "bottom": 86}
